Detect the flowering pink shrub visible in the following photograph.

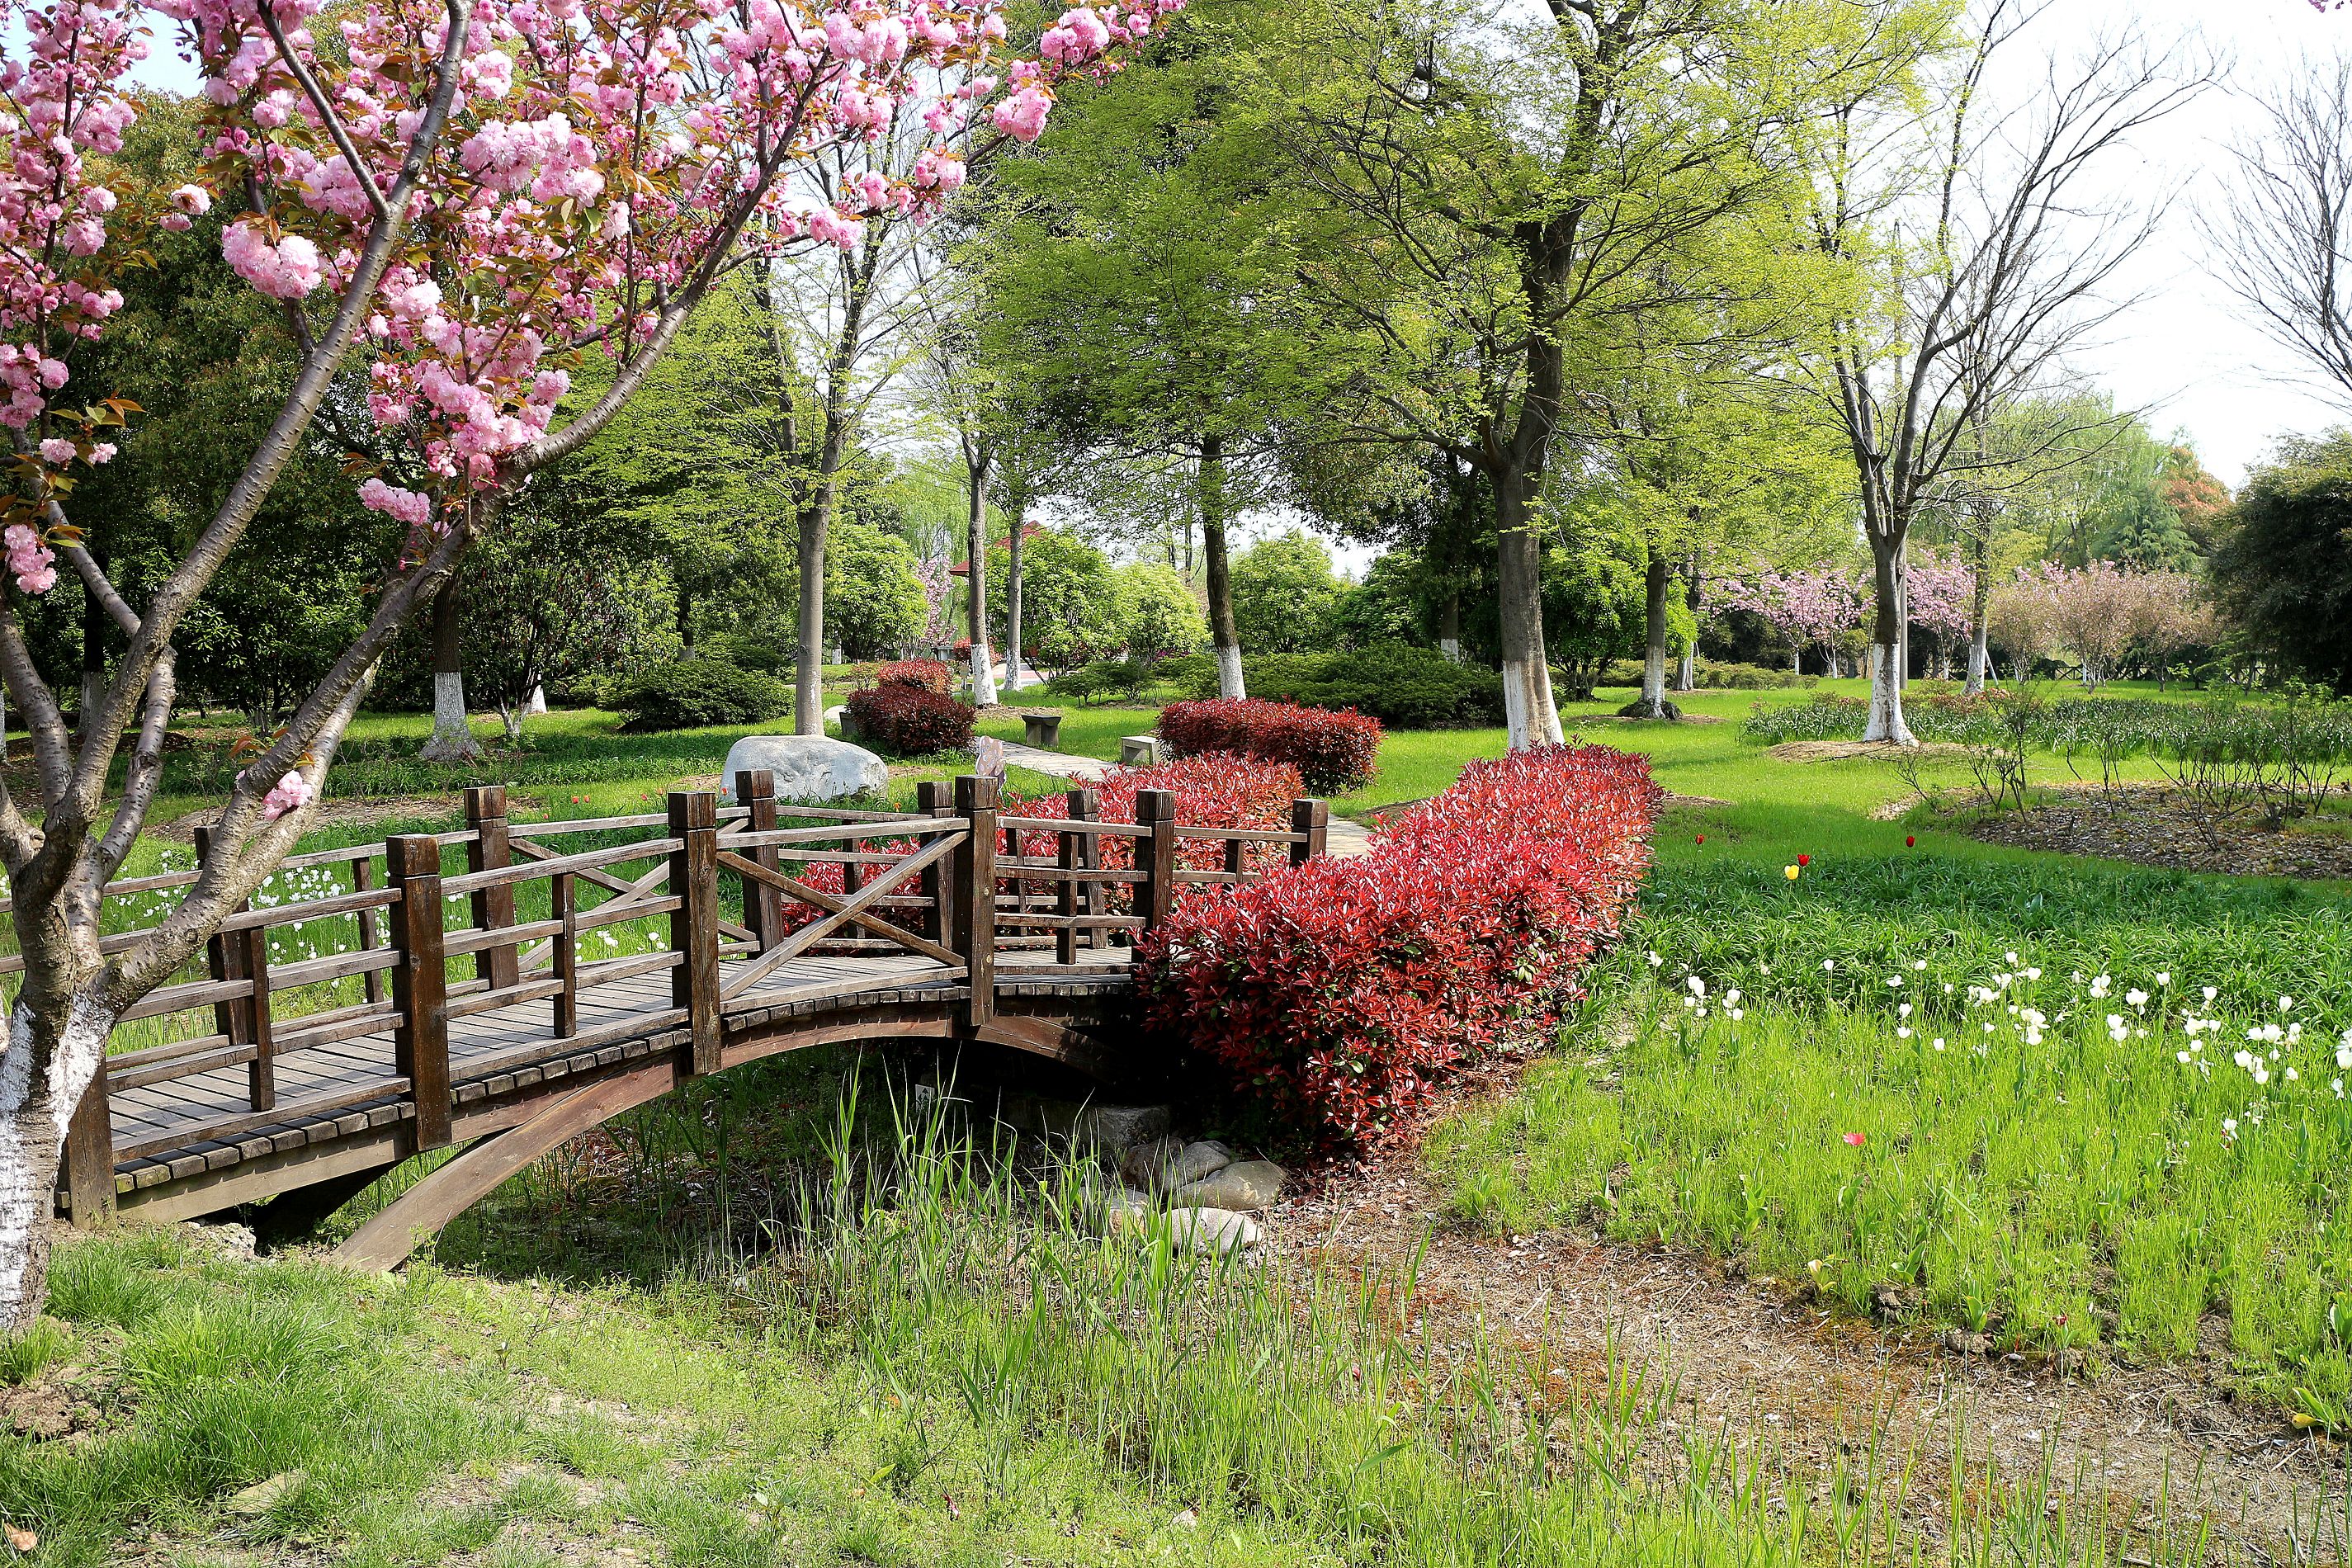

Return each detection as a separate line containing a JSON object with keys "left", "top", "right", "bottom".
{"left": 1138, "top": 744, "right": 1662, "bottom": 1145}
{"left": 1159, "top": 699, "right": 1381, "bottom": 795}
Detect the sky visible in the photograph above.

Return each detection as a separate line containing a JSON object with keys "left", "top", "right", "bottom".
{"left": 2028, "top": 0, "right": 2346, "bottom": 488}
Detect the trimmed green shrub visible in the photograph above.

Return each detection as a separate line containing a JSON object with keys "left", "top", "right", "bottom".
{"left": 1178, "top": 644, "right": 1503, "bottom": 729}
{"left": 614, "top": 659, "right": 791, "bottom": 733}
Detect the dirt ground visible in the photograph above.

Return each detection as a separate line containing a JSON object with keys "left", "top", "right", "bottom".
{"left": 1263, "top": 1073, "right": 2348, "bottom": 1556}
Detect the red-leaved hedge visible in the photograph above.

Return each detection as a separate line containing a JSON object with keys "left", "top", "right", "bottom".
{"left": 846, "top": 682, "right": 975, "bottom": 757}
{"left": 1157, "top": 699, "right": 1381, "bottom": 796}
{"left": 876, "top": 659, "right": 956, "bottom": 694}
{"left": 1137, "top": 744, "right": 1662, "bottom": 1145}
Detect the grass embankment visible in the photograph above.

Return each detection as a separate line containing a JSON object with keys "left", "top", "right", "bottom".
{"left": 4, "top": 1081, "right": 2266, "bottom": 1568}
{"left": 1423, "top": 687, "right": 2352, "bottom": 1432}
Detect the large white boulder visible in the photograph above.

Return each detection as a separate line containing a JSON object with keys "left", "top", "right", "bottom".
{"left": 719, "top": 734, "right": 888, "bottom": 803}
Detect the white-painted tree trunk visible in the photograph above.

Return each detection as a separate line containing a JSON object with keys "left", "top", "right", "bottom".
{"left": 1862, "top": 640, "right": 1916, "bottom": 744}
{"left": 1675, "top": 645, "right": 1694, "bottom": 692}
{"left": 0, "top": 995, "right": 112, "bottom": 1328}
{"left": 1502, "top": 660, "right": 1564, "bottom": 750}
{"left": 420, "top": 670, "right": 480, "bottom": 762}
{"left": 1965, "top": 626, "right": 1989, "bottom": 693}
{"left": 1216, "top": 643, "right": 1245, "bottom": 701}
{"left": 969, "top": 641, "right": 999, "bottom": 706}
{"left": 1792, "top": 645, "right": 1802, "bottom": 676}
{"left": 1438, "top": 637, "right": 1462, "bottom": 663}
{"left": 527, "top": 682, "right": 547, "bottom": 715}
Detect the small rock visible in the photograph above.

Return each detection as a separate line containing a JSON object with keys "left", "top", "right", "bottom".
{"left": 1169, "top": 1159, "right": 1285, "bottom": 1212}
{"left": 1119, "top": 1137, "right": 1230, "bottom": 1192}
{"left": 224, "top": 1469, "right": 305, "bottom": 1518}
{"left": 1944, "top": 1329, "right": 1990, "bottom": 1356}
{"left": 1166, "top": 1207, "right": 1260, "bottom": 1254}
{"left": 182, "top": 1220, "right": 257, "bottom": 1261}
{"left": 1102, "top": 1188, "right": 1157, "bottom": 1235}
{"left": 1073, "top": 1102, "right": 1172, "bottom": 1154}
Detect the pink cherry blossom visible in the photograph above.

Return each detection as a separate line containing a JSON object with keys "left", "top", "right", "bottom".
{"left": 258, "top": 769, "right": 317, "bottom": 821}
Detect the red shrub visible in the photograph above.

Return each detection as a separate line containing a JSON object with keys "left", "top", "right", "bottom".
{"left": 877, "top": 659, "right": 956, "bottom": 694}
{"left": 1136, "top": 744, "right": 1662, "bottom": 1147}
{"left": 1005, "top": 754, "right": 1305, "bottom": 897}
{"left": 1158, "top": 699, "right": 1381, "bottom": 796}
{"left": 846, "top": 683, "right": 975, "bottom": 756}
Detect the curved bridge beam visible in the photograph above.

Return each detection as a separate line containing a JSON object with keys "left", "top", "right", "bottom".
{"left": 333, "top": 1010, "right": 1118, "bottom": 1273}
{"left": 334, "top": 1060, "right": 681, "bottom": 1273}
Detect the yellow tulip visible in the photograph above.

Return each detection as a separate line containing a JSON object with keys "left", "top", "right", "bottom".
{"left": 1784, "top": 865, "right": 1801, "bottom": 881}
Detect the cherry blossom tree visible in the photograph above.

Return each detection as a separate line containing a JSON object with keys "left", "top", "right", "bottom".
{"left": 1718, "top": 566, "right": 1863, "bottom": 675}
{"left": 1905, "top": 547, "right": 1977, "bottom": 678}
{"left": 0, "top": 0, "right": 1174, "bottom": 1325}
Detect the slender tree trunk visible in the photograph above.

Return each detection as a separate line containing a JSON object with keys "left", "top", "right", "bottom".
{"left": 964, "top": 449, "right": 997, "bottom": 706}
{"left": 1199, "top": 436, "right": 1244, "bottom": 700}
{"left": 1862, "top": 528, "right": 1915, "bottom": 744}
{"left": 420, "top": 576, "right": 479, "bottom": 762}
{"left": 1004, "top": 512, "right": 1027, "bottom": 692}
{"left": 1494, "top": 469, "right": 1562, "bottom": 749}
{"left": 1438, "top": 587, "right": 1462, "bottom": 662}
{"left": 1632, "top": 550, "right": 1672, "bottom": 718}
{"left": 794, "top": 470, "right": 840, "bottom": 735}
{"left": 1674, "top": 546, "right": 1701, "bottom": 692}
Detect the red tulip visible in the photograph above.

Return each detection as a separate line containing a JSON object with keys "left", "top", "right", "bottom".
{"left": 1905, "top": 835, "right": 1915, "bottom": 848}
{"left": 1843, "top": 1131, "right": 1866, "bottom": 1148}
{"left": 1797, "top": 853, "right": 1811, "bottom": 867}
{"left": 1696, "top": 834, "right": 1705, "bottom": 844}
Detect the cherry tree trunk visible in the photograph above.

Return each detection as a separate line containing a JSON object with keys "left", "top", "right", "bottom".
{"left": 0, "top": 902, "right": 115, "bottom": 1331}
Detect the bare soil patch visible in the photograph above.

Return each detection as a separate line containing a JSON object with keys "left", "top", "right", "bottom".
{"left": 1264, "top": 1070, "right": 2345, "bottom": 1555}
{"left": 1961, "top": 785, "right": 2352, "bottom": 881}
{"left": 1769, "top": 739, "right": 1970, "bottom": 763}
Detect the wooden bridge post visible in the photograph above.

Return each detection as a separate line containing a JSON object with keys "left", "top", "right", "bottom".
{"left": 193, "top": 825, "right": 269, "bottom": 1111}
{"left": 464, "top": 785, "right": 520, "bottom": 991}
{"left": 1136, "top": 788, "right": 1178, "bottom": 931}
{"left": 387, "top": 834, "right": 453, "bottom": 1153}
{"left": 1064, "top": 786, "right": 1100, "bottom": 961}
{"left": 352, "top": 850, "right": 386, "bottom": 1005}
{"left": 62, "top": 1069, "right": 113, "bottom": 1227}
{"left": 952, "top": 775, "right": 998, "bottom": 1027}
{"left": 916, "top": 779, "right": 953, "bottom": 951}
{"left": 1290, "top": 798, "right": 1329, "bottom": 867}
{"left": 736, "top": 767, "right": 782, "bottom": 952}
{"left": 668, "top": 791, "right": 722, "bottom": 1076}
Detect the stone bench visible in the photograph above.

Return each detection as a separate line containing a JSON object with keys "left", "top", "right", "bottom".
{"left": 1119, "top": 734, "right": 1159, "bottom": 767}
{"left": 1021, "top": 711, "right": 1063, "bottom": 749}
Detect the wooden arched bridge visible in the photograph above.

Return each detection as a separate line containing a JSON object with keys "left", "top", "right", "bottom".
{"left": 10, "top": 772, "right": 1329, "bottom": 1268}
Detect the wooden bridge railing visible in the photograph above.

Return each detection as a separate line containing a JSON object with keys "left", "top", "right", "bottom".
{"left": 7, "top": 770, "right": 1330, "bottom": 1225}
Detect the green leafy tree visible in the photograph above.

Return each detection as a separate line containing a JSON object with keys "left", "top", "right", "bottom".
{"left": 1230, "top": 531, "right": 1343, "bottom": 654}
{"left": 822, "top": 523, "right": 931, "bottom": 659}
{"left": 457, "top": 512, "right": 678, "bottom": 739}
{"left": 2210, "top": 432, "right": 2352, "bottom": 693}
{"left": 970, "top": 2, "right": 1353, "bottom": 700}
{"left": 1112, "top": 562, "right": 1207, "bottom": 654}
{"left": 987, "top": 529, "right": 1118, "bottom": 677}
